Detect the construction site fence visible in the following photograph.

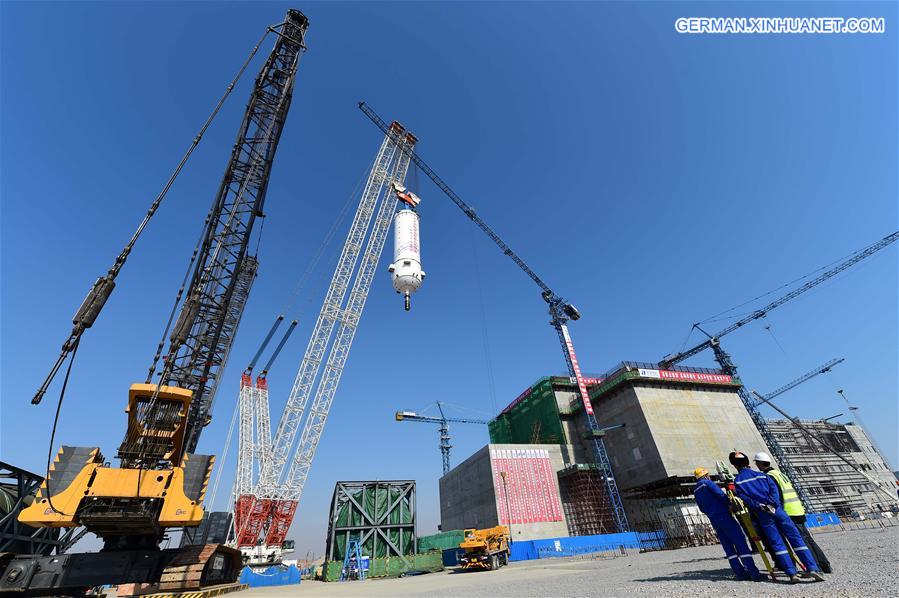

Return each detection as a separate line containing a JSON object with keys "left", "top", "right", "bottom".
{"left": 509, "top": 531, "right": 662, "bottom": 561}
{"left": 320, "top": 551, "right": 443, "bottom": 582}
{"left": 417, "top": 529, "right": 464, "bottom": 552}
{"left": 238, "top": 564, "right": 301, "bottom": 587}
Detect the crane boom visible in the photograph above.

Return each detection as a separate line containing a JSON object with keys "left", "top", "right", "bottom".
{"left": 358, "top": 102, "right": 629, "bottom": 532}
{"left": 750, "top": 358, "right": 844, "bottom": 408}
{"left": 152, "top": 15, "right": 308, "bottom": 459}
{"left": 397, "top": 413, "right": 490, "bottom": 425}
{"left": 261, "top": 124, "right": 408, "bottom": 493}
{"left": 245, "top": 123, "right": 417, "bottom": 554}
{"left": 659, "top": 232, "right": 898, "bottom": 369}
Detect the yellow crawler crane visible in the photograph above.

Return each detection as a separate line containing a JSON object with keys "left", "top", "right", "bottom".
{"left": 0, "top": 9, "right": 309, "bottom": 596}
{"left": 459, "top": 526, "right": 510, "bottom": 571}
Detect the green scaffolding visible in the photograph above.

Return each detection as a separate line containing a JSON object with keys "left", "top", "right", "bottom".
{"left": 488, "top": 377, "right": 567, "bottom": 444}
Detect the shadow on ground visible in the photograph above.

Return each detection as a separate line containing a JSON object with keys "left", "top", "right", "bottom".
{"left": 635, "top": 568, "right": 744, "bottom": 584}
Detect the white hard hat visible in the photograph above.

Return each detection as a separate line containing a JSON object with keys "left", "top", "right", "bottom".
{"left": 754, "top": 452, "right": 771, "bottom": 463}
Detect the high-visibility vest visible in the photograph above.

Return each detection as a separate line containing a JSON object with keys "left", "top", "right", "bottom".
{"left": 768, "top": 469, "right": 805, "bottom": 516}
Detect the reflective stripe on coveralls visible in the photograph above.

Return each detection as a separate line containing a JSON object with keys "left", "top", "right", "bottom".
{"left": 733, "top": 467, "right": 821, "bottom": 574}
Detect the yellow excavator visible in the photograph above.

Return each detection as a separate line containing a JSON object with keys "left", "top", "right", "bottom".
{"left": 459, "top": 526, "right": 511, "bottom": 571}
{"left": 0, "top": 10, "right": 308, "bottom": 596}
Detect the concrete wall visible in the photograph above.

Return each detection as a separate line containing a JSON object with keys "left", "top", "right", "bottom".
{"left": 594, "top": 382, "right": 769, "bottom": 490}
{"left": 439, "top": 445, "right": 498, "bottom": 532}
{"left": 439, "top": 444, "right": 570, "bottom": 541}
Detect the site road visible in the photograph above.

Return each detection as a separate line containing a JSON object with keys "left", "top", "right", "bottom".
{"left": 244, "top": 527, "right": 896, "bottom": 597}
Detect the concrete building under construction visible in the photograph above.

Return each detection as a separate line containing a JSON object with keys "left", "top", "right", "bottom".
{"left": 440, "top": 362, "right": 773, "bottom": 541}
{"left": 766, "top": 419, "right": 898, "bottom": 516}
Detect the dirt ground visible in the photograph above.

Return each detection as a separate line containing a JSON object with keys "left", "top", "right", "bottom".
{"left": 242, "top": 526, "right": 897, "bottom": 597}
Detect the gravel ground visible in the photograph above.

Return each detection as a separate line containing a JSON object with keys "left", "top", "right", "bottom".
{"left": 244, "top": 526, "right": 898, "bottom": 597}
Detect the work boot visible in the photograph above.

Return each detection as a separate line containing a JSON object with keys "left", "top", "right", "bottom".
{"left": 810, "top": 571, "right": 825, "bottom": 582}
{"left": 788, "top": 575, "right": 801, "bottom": 584}
{"left": 751, "top": 574, "right": 766, "bottom": 582}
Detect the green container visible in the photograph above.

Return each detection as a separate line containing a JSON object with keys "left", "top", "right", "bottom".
{"left": 417, "top": 530, "right": 464, "bottom": 552}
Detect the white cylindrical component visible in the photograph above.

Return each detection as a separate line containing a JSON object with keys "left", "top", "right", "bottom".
{"left": 388, "top": 209, "right": 425, "bottom": 310}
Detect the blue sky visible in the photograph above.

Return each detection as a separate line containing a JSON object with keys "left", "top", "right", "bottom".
{"left": 2, "top": 2, "right": 896, "bottom": 557}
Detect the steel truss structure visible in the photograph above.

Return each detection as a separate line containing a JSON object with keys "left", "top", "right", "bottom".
{"left": 232, "top": 122, "right": 417, "bottom": 554}
{"left": 0, "top": 462, "right": 86, "bottom": 556}
{"left": 141, "top": 10, "right": 309, "bottom": 461}
{"left": 324, "top": 481, "right": 417, "bottom": 562}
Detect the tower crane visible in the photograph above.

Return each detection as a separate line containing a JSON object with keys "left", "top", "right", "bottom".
{"left": 395, "top": 403, "right": 489, "bottom": 475}
{"left": 358, "top": 102, "right": 630, "bottom": 533}
{"left": 749, "top": 358, "right": 844, "bottom": 408}
{"left": 658, "top": 231, "right": 898, "bottom": 510}
{"left": 3, "top": 10, "right": 308, "bottom": 595}
{"left": 232, "top": 119, "right": 419, "bottom": 565}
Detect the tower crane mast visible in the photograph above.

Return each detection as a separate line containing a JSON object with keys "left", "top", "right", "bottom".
{"left": 658, "top": 231, "right": 898, "bottom": 510}
{"left": 358, "top": 102, "right": 629, "bottom": 533}
{"left": 395, "top": 402, "right": 489, "bottom": 475}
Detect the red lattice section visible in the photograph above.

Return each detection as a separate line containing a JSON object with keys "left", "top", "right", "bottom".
{"left": 234, "top": 495, "right": 272, "bottom": 547}
{"left": 263, "top": 499, "right": 297, "bottom": 547}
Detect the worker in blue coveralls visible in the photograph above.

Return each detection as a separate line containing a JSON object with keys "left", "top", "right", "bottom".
{"left": 731, "top": 451, "right": 825, "bottom": 583}
{"left": 692, "top": 466, "right": 764, "bottom": 581}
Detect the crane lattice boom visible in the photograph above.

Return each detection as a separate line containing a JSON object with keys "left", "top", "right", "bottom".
{"left": 750, "top": 358, "right": 844, "bottom": 408}
{"left": 659, "top": 231, "right": 899, "bottom": 370}
{"left": 238, "top": 122, "right": 417, "bottom": 552}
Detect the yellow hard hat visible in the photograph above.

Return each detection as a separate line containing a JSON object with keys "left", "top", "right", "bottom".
{"left": 694, "top": 467, "right": 709, "bottom": 478}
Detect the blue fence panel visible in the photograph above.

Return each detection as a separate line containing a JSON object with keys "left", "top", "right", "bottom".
{"left": 508, "top": 531, "right": 664, "bottom": 561}
{"left": 805, "top": 512, "right": 839, "bottom": 527}
{"left": 509, "top": 540, "right": 537, "bottom": 561}
{"left": 239, "top": 565, "right": 302, "bottom": 587}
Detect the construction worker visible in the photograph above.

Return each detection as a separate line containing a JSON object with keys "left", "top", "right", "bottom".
{"left": 754, "top": 452, "right": 832, "bottom": 573}
{"left": 732, "top": 452, "right": 825, "bottom": 583}
{"left": 693, "top": 466, "right": 764, "bottom": 581}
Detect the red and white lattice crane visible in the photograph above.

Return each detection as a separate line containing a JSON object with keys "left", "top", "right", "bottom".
{"left": 229, "top": 121, "right": 419, "bottom": 564}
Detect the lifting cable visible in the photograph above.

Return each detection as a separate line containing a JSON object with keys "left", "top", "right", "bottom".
{"left": 278, "top": 155, "right": 376, "bottom": 320}
{"left": 44, "top": 338, "right": 80, "bottom": 516}
{"left": 470, "top": 236, "right": 498, "bottom": 414}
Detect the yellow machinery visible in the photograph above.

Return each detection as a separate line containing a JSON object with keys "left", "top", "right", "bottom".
{"left": 0, "top": 9, "right": 309, "bottom": 596}
{"left": 459, "top": 526, "right": 510, "bottom": 571}
{"left": 19, "top": 385, "right": 209, "bottom": 533}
